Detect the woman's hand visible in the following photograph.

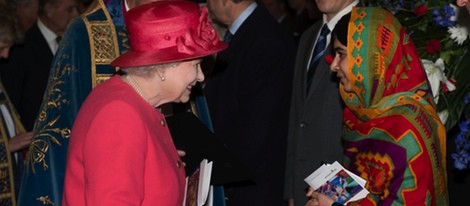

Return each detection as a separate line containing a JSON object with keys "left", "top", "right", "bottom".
{"left": 8, "top": 132, "right": 34, "bottom": 152}
{"left": 306, "top": 187, "right": 335, "bottom": 206}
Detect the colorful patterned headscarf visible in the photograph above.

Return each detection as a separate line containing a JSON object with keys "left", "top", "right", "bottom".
{"left": 340, "top": 7, "right": 448, "bottom": 205}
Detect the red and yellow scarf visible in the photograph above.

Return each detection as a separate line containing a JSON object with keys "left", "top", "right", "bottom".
{"left": 341, "top": 7, "right": 448, "bottom": 206}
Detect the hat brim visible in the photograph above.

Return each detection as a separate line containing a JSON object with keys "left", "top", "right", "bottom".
{"left": 111, "top": 43, "right": 227, "bottom": 67}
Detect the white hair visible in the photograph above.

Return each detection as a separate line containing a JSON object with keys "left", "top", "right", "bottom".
{"left": 121, "top": 62, "right": 180, "bottom": 78}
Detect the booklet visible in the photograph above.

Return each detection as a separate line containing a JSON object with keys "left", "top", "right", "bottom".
{"left": 304, "top": 161, "right": 369, "bottom": 204}
{"left": 183, "top": 159, "right": 213, "bottom": 206}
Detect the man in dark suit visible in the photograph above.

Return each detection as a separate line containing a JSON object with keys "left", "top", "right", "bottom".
{"left": 287, "top": 0, "right": 317, "bottom": 43}
{"left": 13, "top": 0, "right": 39, "bottom": 32}
{"left": 1, "top": 0, "right": 79, "bottom": 131}
{"left": 204, "top": 0, "right": 296, "bottom": 205}
{"left": 283, "top": 0, "right": 358, "bottom": 206}
{"left": 259, "top": 0, "right": 295, "bottom": 37}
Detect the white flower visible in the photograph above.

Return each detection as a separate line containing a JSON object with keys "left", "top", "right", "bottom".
{"left": 422, "top": 58, "right": 456, "bottom": 104}
{"left": 450, "top": 4, "right": 459, "bottom": 22}
{"left": 448, "top": 25, "right": 469, "bottom": 45}
{"left": 438, "top": 109, "right": 449, "bottom": 124}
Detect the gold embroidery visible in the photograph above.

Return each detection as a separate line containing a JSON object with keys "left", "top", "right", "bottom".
{"left": 36, "top": 196, "right": 54, "bottom": 205}
{"left": 0, "top": 139, "right": 16, "bottom": 205}
{"left": 29, "top": 116, "right": 71, "bottom": 173}
{"left": 118, "top": 31, "right": 130, "bottom": 53}
{"left": 44, "top": 55, "right": 73, "bottom": 110}
{"left": 90, "top": 23, "right": 118, "bottom": 64}
{"left": 26, "top": 53, "right": 75, "bottom": 173}
{"left": 96, "top": 74, "right": 112, "bottom": 85}
{"left": 22, "top": 1, "right": 122, "bottom": 204}
{"left": 84, "top": 0, "right": 120, "bottom": 88}
{"left": 27, "top": 0, "right": 121, "bottom": 174}
{"left": 87, "top": 21, "right": 118, "bottom": 88}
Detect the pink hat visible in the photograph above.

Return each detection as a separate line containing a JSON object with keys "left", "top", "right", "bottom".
{"left": 111, "top": 0, "right": 227, "bottom": 67}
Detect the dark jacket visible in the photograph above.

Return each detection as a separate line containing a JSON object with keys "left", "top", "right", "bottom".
{"left": 204, "top": 4, "right": 296, "bottom": 206}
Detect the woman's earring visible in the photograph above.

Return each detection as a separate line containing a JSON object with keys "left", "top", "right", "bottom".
{"left": 160, "top": 75, "right": 165, "bottom": 81}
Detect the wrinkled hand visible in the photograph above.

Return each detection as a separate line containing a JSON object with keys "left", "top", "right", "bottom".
{"left": 306, "top": 187, "right": 335, "bottom": 206}
{"left": 177, "top": 149, "right": 186, "bottom": 167}
{"left": 8, "top": 132, "right": 34, "bottom": 152}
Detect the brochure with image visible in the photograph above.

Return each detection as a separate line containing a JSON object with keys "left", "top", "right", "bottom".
{"left": 304, "top": 161, "right": 369, "bottom": 204}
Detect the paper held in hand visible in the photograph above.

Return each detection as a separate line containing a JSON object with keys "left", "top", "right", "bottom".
{"left": 304, "top": 161, "right": 369, "bottom": 204}
{"left": 183, "top": 159, "right": 213, "bottom": 206}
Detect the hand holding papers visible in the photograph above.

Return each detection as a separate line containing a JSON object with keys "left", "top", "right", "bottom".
{"left": 304, "top": 161, "right": 369, "bottom": 204}
{"left": 184, "top": 159, "right": 213, "bottom": 206}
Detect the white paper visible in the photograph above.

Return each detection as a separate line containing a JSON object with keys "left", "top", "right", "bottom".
{"left": 304, "top": 161, "right": 369, "bottom": 204}
{"left": 198, "top": 159, "right": 213, "bottom": 205}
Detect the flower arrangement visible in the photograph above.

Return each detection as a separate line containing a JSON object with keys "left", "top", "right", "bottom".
{"left": 364, "top": 0, "right": 470, "bottom": 169}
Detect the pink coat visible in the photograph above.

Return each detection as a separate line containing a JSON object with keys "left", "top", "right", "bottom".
{"left": 63, "top": 76, "right": 186, "bottom": 205}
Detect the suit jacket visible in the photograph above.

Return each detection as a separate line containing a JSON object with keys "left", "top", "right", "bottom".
{"left": 2, "top": 23, "right": 54, "bottom": 131}
{"left": 204, "top": 5, "right": 296, "bottom": 206}
{"left": 284, "top": 21, "right": 344, "bottom": 206}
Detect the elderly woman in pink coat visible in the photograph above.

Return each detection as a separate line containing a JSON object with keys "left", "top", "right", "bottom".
{"left": 61, "top": 1, "right": 226, "bottom": 205}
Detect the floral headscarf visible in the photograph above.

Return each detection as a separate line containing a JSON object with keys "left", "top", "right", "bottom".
{"left": 342, "top": 6, "right": 447, "bottom": 157}
{"left": 340, "top": 7, "right": 448, "bottom": 205}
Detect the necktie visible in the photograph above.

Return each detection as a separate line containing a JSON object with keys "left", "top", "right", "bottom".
{"left": 223, "top": 30, "right": 234, "bottom": 43}
{"left": 306, "top": 25, "right": 330, "bottom": 93}
{"left": 56, "top": 36, "right": 62, "bottom": 44}
{"left": 53, "top": 36, "right": 62, "bottom": 53}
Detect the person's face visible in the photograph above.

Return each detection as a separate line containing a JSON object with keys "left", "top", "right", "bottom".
{"left": 164, "top": 59, "right": 205, "bottom": 103}
{"left": 456, "top": 0, "right": 470, "bottom": 14}
{"left": 315, "top": 0, "right": 352, "bottom": 20}
{"left": 287, "top": 0, "right": 304, "bottom": 11}
{"left": 330, "top": 38, "right": 352, "bottom": 92}
{"left": 0, "top": 41, "right": 12, "bottom": 59}
{"left": 44, "top": 0, "right": 79, "bottom": 35}
{"left": 261, "top": 0, "right": 285, "bottom": 19}
{"left": 206, "top": 0, "right": 230, "bottom": 26}
{"left": 16, "top": 0, "right": 39, "bottom": 31}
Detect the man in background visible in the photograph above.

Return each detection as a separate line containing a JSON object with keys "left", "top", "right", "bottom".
{"left": 259, "top": 0, "right": 294, "bottom": 36}
{"left": 0, "top": 1, "right": 78, "bottom": 201}
{"left": 204, "top": 0, "right": 296, "bottom": 205}
{"left": 13, "top": 0, "right": 39, "bottom": 32}
{"left": 0, "top": 4, "right": 33, "bottom": 205}
{"left": 287, "top": 0, "right": 317, "bottom": 43}
{"left": 2, "top": 0, "right": 79, "bottom": 132}
{"left": 284, "top": 0, "right": 358, "bottom": 205}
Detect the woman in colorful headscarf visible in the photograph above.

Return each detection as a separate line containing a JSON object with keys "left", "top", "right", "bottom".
{"left": 306, "top": 7, "right": 449, "bottom": 206}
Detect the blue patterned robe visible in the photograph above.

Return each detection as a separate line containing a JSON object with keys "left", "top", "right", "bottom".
{"left": 18, "top": 0, "right": 127, "bottom": 205}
